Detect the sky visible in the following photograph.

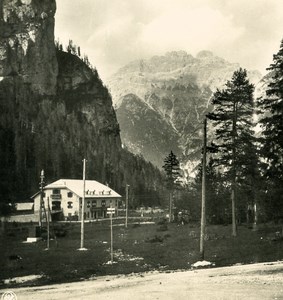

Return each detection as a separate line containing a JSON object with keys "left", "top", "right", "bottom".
{"left": 55, "top": 0, "right": 283, "bottom": 81}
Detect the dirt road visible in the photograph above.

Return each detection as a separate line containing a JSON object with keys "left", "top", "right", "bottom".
{"left": 1, "top": 261, "right": 283, "bottom": 300}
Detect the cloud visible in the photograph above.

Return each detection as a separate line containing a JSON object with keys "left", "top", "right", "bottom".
{"left": 55, "top": 0, "right": 283, "bottom": 79}
{"left": 140, "top": 7, "right": 244, "bottom": 55}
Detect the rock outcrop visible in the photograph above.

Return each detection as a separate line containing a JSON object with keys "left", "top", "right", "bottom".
{"left": 0, "top": 0, "right": 121, "bottom": 199}
{"left": 0, "top": 0, "right": 58, "bottom": 95}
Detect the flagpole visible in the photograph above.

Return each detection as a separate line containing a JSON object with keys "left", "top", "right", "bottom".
{"left": 79, "top": 158, "right": 87, "bottom": 250}
{"left": 200, "top": 117, "right": 207, "bottom": 260}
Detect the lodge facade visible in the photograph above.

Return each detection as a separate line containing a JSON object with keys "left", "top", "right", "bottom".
{"left": 32, "top": 179, "right": 121, "bottom": 221}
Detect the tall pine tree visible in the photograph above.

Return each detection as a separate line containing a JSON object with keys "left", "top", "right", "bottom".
{"left": 162, "top": 151, "right": 181, "bottom": 221}
{"left": 258, "top": 39, "right": 283, "bottom": 219}
{"left": 208, "top": 68, "right": 255, "bottom": 236}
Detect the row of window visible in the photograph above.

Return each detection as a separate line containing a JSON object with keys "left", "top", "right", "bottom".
{"left": 67, "top": 200, "right": 118, "bottom": 209}
{"left": 84, "top": 211, "right": 108, "bottom": 219}
{"left": 49, "top": 190, "right": 117, "bottom": 200}
{"left": 52, "top": 189, "right": 73, "bottom": 198}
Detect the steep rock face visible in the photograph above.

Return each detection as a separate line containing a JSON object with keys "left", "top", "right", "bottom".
{"left": 0, "top": 49, "right": 122, "bottom": 199}
{"left": 108, "top": 51, "right": 262, "bottom": 173}
{"left": 56, "top": 51, "right": 122, "bottom": 181}
{"left": 116, "top": 94, "right": 180, "bottom": 167}
{"left": 109, "top": 51, "right": 261, "bottom": 108}
{"left": 0, "top": 0, "right": 121, "bottom": 199}
{"left": 0, "top": 0, "right": 58, "bottom": 95}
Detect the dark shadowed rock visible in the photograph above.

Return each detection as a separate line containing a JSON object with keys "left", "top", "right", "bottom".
{"left": 0, "top": 0, "right": 58, "bottom": 95}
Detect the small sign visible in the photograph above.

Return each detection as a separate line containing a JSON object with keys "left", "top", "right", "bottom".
{"left": 107, "top": 211, "right": 115, "bottom": 215}
{"left": 107, "top": 208, "right": 115, "bottom": 212}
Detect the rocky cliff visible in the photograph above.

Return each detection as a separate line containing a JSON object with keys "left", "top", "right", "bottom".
{"left": 0, "top": 0, "right": 58, "bottom": 95}
{"left": 0, "top": 0, "right": 122, "bottom": 200}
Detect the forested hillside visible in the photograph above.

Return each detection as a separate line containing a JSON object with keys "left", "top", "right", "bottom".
{"left": 0, "top": 0, "right": 166, "bottom": 210}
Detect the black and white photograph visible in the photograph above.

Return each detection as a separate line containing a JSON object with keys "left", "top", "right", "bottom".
{"left": 0, "top": 0, "right": 283, "bottom": 299}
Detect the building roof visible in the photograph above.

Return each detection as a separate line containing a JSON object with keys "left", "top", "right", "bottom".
{"left": 43, "top": 179, "right": 122, "bottom": 198}
{"left": 16, "top": 202, "right": 34, "bottom": 211}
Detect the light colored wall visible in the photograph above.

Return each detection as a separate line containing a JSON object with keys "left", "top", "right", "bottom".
{"left": 34, "top": 188, "right": 120, "bottom": 220}
{"left": 3, "top": 214, "right": 38, "bottom": 223}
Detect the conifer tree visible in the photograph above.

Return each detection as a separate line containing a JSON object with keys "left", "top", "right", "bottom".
{"left": 162, "top": 151, "right": 181, "bottom": 221}
{"left": 257, "top": 39, "right": 283, "bottom": 218}
{"left": 258, "top": 39, "right": 283, "bottom": 179}
{"left": 162, "top": 151, "right": 181, "bottom": 185}
{"left": 207, "top": 68, "right": 255, "bottom": 236}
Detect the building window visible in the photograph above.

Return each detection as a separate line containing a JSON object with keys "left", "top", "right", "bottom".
{"left": 87, "top": 201, "right": 91, "bottom": 208}
{"left": 67, "top": 192, "right": 73, "bottom": 198}
{"left": 92, "top": 200, "right": 97, "bottom": 207}
{"left": 52, "top": 201, "right": 61, "bottom": 210}
{"left": 67, "top": 201, "right": 73, "bottom": 209}
{"left": 101, "top": 200, "right": 106, "bottom": 207}
{"left": 53, "top": 189, "right": 60, "bottom": 194}
{"left": 87, "top": 212, "right": 90, "bottom": 219}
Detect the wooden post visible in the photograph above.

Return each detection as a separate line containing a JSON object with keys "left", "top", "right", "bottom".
{"left": 125, "top": 184, "right": 129, "bottom": 228}
{"left": 39, "top": 170, "right": 45, "bottom": 227}
{"left": 110, "top": 209, "right": 113, "bottom": 263}
{"left": 80, "top": 159, "right": 86, "bottom": 249}
{"left": 200, "top": 117, "right": 207, "bottom": 260}
{"left": 47, "top": 197, "right": 50, "bottom": 249}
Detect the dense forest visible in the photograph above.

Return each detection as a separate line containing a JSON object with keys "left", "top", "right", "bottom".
{"left": 0, "top": 42, "right": 167, "bottom": 214}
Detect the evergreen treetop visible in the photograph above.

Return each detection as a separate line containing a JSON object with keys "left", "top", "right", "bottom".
{"left": 162, "top": 150, "right": 181, "bottom": 187}
{"left": 258, "top": 39, "right": 283, "bottom": 179}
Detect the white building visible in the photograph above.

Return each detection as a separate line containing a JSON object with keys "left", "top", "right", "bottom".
{"left": 32, "top": 179, "right": 122, "bottom": 221}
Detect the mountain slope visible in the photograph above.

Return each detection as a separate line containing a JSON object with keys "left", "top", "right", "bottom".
{"left": 108, "top": 51, "right": 262, "bottom": 172}
{"left": 117, "top": 93, "right": 181, "bottom": 167}
{"left": 0, "top": 0, "right": 166, "bottom": 206}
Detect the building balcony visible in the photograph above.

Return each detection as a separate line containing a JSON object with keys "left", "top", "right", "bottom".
{"left": 50, "top": 194, "right": 62, "bottom": 200}
{"left": 51, "top": 209, "right": 63, "bottom": 214}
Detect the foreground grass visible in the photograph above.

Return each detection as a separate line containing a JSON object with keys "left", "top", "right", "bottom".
{"left": 0, "top": 220, "right": 282, "bottom": 287}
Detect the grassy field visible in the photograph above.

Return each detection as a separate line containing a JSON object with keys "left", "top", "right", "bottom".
{"left": 0, "top": 218, "right": 282, "bottom": 287}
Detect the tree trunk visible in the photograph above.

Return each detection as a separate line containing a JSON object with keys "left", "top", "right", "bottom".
{"left": 252, "top": 202, "right": 258, "bottom": 231}
{"left": 169, "top": 191, "right": 172, "bottom": 223}
{"left": 231, "top": 187, "right": 237, "bottom": 236}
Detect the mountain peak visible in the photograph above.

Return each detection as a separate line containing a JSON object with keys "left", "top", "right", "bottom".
{"left": 165, "top": 50, "right": 190, "bottom": 58}
{"left": 196, "top": 50, "right": 214, "bottom": 59}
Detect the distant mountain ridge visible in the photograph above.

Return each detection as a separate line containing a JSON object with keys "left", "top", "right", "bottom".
{"left": 109, "top": 50, "right": 261, "bottom": 108}
{"left": 108, "top": 50, "right": 262, "bottom": 174}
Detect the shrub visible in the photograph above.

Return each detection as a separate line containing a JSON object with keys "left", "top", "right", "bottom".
{"left": 147, "top": 235, "right": 164, "bottom": 243}
{"left": 157, "top": 224, "right": 168, "bottom": 232}
{"left": 156, "top": 218, "right": 167, "bottom": 225}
